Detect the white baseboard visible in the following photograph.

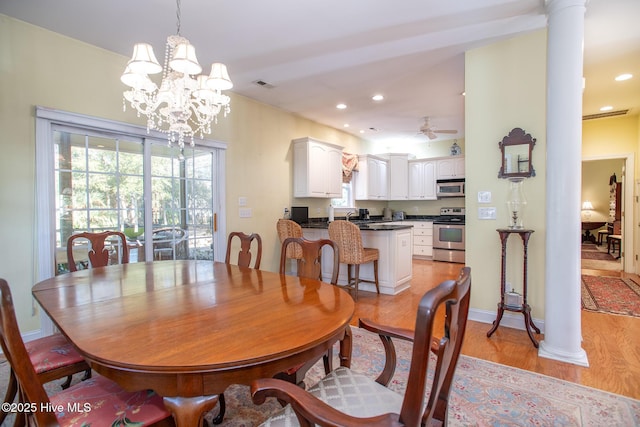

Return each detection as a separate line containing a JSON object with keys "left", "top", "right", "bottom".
{"left": 469, "top": 308, "right": 545, "bottom": 334}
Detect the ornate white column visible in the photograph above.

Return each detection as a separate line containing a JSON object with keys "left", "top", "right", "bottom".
{"left": 539, "top": 0, "right": 589, "bottom": 366}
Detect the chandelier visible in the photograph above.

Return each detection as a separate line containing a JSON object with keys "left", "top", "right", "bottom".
{"left": 120, "top": 0, "right": 232, "bottom": 149}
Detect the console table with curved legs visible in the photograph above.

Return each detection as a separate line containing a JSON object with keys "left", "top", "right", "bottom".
{"left": 487, "top": 228, "right": 540, "bottom": 348}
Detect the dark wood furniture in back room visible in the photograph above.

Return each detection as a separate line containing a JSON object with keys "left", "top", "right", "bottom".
{"left": 581, "top": 221, "right": 606, "bottom": 243}
{"left": 487, "top": 229, "right": 540, "bottom": 348}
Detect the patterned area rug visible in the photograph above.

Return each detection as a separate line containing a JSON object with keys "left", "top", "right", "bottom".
{"left": 581, "top": 243, "right": 622, "bottom": 271}
{"left": 3, "top": 328, "right": 639, "bottom": 426}
{"left": 582, "top": 275, "right": 640, "bottom": 317}
{"left": 582, "top": 251, "right": 616, "bottom": 260}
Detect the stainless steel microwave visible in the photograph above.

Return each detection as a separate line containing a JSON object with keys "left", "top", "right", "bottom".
{"left": 436, "top": 179, "right": 465, "bottom": 198}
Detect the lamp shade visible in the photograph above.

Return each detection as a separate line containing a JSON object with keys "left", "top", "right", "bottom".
{"left": 127, "top": 43, "right": 162, "bottom": 74}
{"left": 170, "top": 42, "right": 203, "bottom": 75}
{"left": 582, "top": 201, "right": 594, "bottom": 210}
{"left": 207, "top": 63, "right": 233, "bottom": 90}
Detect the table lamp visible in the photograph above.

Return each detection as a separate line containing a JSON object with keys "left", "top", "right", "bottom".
{"left": 581, "top": 201, "right": 594, "bottom": 220}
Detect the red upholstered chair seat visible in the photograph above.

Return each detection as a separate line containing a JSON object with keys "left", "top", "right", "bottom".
{"left": 26, "top": 333, "right": 85, "bottom": 373}
{"left": 51, "top": 374, "right": 171, "bottom": 427}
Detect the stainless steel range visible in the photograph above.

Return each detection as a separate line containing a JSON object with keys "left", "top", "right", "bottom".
{"left": 433, "top": 207, "right": 465, "bottom": 263}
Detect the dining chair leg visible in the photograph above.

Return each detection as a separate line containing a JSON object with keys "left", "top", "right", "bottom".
{"left": 210, "top": 393, "right": 226, "bottom": 425}
{"left": 322, "top": 349, "right": 332, "bottom": 374}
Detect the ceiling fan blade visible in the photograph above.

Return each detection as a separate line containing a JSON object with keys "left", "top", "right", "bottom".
{"left": 434, "top": 129, "right": 457, "bottom": 134}
{"left": 427, "top": 131, "right": 437, "bottom": 139}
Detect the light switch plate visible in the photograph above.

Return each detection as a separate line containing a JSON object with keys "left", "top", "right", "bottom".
{"left": 478, "top": 207, "right": 497, "bottom": 220}
{"left": 239, "top": 208, "right": 252, "bottom": 218}
{"left": 478, "top": 191, "right": 492, "bottom": 203}
{"left": 238, "top": 196, "right": 247, "bottom": 206}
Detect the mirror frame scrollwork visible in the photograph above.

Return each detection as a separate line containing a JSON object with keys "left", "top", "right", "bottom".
{"left": 498, "top": 127, "right": 536, "bottom": 179}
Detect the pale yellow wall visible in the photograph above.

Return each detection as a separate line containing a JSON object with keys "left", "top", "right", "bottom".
{"left": 465, "top": 30, "right": 547, "bottom": 317}
{"left": 0, "top": 15, "right": 366, "bottom": 332}
{"left": 583, "top": 115, "right": 639, "bottom": 160}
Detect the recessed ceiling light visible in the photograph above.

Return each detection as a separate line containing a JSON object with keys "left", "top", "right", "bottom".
{"left": 343, "top": 123, "right": 350, "bottom": 128}
{"left": 615, "top": 73, "right": 633, "bottom": 81}
{"left": 461, "top": 91, "right": 466, "bottom": 96}
{"left": 359, "top": 130, "right": 365, "bottom": 134}
{"left": 336, "top": 103, "right": 347, "bottom": 110}
{"left": 600, "top": 105, "right": 614, "bottom": 112}
{"left": 372, "top": 94, "right": 384, "bottom": 101}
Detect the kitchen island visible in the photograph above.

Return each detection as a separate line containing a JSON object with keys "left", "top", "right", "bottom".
{"left": 301, "top": 222, "right": 413, "bottom": 295}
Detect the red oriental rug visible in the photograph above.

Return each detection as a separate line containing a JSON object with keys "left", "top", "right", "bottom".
{"left": 581, "top": 275, "right": 640, "bottom": 317}
{"left": 581, "top": 251, "right": 616, "bottom": 260}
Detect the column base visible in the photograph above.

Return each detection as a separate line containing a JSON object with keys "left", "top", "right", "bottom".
{"left": 538, "top": 340, "right": 589, "bottom": 367}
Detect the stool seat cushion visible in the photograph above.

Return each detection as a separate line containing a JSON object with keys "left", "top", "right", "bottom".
{"left": 361, "top": 248, "right": 379, "bottom": 264}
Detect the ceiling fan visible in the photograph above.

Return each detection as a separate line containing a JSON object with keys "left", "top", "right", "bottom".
{"left": 419, "top": 117, "right": 458, "bottom": 140}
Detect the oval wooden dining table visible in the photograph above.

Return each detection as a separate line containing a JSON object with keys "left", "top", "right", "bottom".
{"left": 32, "top": 260, "right": 355, "bottom": 427}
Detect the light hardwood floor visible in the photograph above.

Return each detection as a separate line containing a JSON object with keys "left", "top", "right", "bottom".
{"left": 349, "top": 259, "right": 640, "bottom": 400}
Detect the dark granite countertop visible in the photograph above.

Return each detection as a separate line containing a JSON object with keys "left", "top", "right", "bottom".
{"left": 300, "top": 215, "right": 438, "bottom": 229}
{"left": 300, "top": 220, "right": 413, "bottom": 231}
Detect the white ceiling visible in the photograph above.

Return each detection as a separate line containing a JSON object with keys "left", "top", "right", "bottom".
{"left": 1, "top": 0, "right": 639, "bottom": 145}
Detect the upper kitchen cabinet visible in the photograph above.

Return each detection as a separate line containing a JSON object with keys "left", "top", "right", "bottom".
{"left": 408, "top": 159, "right": 437, "bottom": 200}
{"left": 388, "top": 154, "right": 411, "bottom": 200}
{"left": 293, "top": 137, "right": 343, "bottom": 198}
{"left": 355, "top": 154, "right": 388, "bottom": 200}
{"left": 436, "top": 156, "right": 465, "bottom": 180}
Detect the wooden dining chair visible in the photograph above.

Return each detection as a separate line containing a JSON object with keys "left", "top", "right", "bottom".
{"left": 225, "top": 232, "right": 262, "bottom": 269}
{"left": 279, "top": 237, "right": 339, "bottom": 285}
{"left": 252, "top": 267, "right": 471, "bottom": 427}
{"left": 275, "top": 237, "right": 340, "bottom": 387}
{"left": 0, "top": 334, "right": 91, "bottom": 426}
{"left": 1, "top": 231, "right": 129, "bottom": 425}
{"left": 67, "top": 230, "right": 129, "bottom": 271}
{"left": 328, "top": 220, "right": 380, "bottom": 300}
{"left": 0, "top": 279, "right": 175, "bottom": 427}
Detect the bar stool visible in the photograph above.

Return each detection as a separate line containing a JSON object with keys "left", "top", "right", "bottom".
{"left": 277, "top": 219, "right": 303, "bottom": 260}
{"left": 328, "top": 220, "right": 379, "bottom": 300}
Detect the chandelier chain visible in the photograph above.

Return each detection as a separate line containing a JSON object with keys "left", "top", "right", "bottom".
{"left": 175, "top": 0, "right": 182, "bottom": 35}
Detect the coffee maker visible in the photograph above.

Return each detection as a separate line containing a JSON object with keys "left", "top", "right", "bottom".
{"left": 359, "top": 208, "right": 370, "bottom": 220}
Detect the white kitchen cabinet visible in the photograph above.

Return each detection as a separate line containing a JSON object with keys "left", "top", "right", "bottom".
{"left": 388, "top": 153, "right": 410, "bottom": 200}
{"left": 437, "top": 156, "right": 465, "bottom": 179}
{"left": 355, "top": 154, "right": 388, "bottom": 200}
{"left": 292, "top": 137, "right": 343, "bottom": 198}
{"left": 408, "top": 221, "right": 433, "bottom": 258}
{"left": 408, "top": 159, "right": 437, "bottom": 200}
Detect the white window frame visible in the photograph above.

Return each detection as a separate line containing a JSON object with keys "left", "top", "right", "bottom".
{"left": 35, "top": 106, "right": 227, "bottom": 333}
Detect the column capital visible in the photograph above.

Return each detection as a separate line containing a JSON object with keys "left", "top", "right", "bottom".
{"left": 545, "top": 0, "right": 587, "bottom": 16}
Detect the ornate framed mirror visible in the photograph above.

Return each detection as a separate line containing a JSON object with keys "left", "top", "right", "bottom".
{"left": 498, "top": 127, "right": 536, "bottom": 178}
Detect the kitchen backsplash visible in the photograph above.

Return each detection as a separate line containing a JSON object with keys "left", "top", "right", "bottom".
{"left": 296, "top": 198, "right": 465, "bottom": 219}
